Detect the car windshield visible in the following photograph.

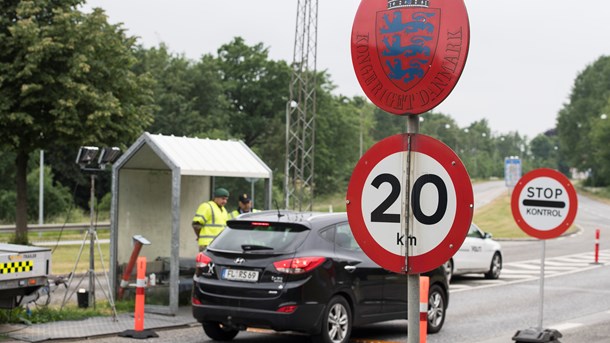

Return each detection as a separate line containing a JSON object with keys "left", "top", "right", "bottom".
{"left": 209, "top": 222, "right": 309, "bottom": 253}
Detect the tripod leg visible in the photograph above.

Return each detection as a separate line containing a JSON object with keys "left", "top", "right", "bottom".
{"left": 92, "top": 230, "right": 118, "bottom": 320}
{"left": 60, "top": 230, "right": 90, "bottom": 309}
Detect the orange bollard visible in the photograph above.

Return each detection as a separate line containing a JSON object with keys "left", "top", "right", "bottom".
{"left": 134, "top": 256, "right": 146, "bottom": 331}
{"left": 594, "top": 229, "right": 600, "bottom": 264}
{"left": 118, "top": 256, "right": 157, "bottom": 339}
{"left": 419, "top": 276, "right": 429, "bottom": 343}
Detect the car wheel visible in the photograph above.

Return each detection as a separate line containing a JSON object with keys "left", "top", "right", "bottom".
{"left": 312, "top": 296, "right": 352, "bottom": 343}
{"left": 427, "top": 284, "right": 446, "bottom": 334}
{"left": 202, "top": 321, "right": 239, "bottom": 341}
{"left": 444, "top": 259, "right": 453, "bottom": 283}
{"left": 484, "top": 252, "right": 502, "bottom": 279}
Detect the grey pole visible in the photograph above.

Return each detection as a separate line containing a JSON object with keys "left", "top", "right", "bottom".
{"left": 89, "top": 174, "right": 96, "bottom": 308}
{"left": 284, "top": 101, "right": 291, "bottom": 209}
{"left": 406, "top": 115, "right": 420, "bottom": 343}
{"left": 39, "top": 151, "right": 44, "bottom": 232}
{"left": 538, "top": 239, "right": 546, "bottom": 330}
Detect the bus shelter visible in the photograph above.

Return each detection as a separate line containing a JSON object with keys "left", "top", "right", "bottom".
{"left": 109, "top": 132, "right": 272, "bottom": 314}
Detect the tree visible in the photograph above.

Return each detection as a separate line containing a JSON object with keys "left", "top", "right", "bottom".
{"left": 132, "top": 44, "right": 231, "bottom": 138}
{"left": 314, "top": 92, "right": 362, "bottom": 195}
{"left": 0, "top": 1, "right": 155, "bottom": 243}
{"left": 215, "top": 37, "right": 292, "bottom": 147}
{"left": 557, "top": 56, "right": 610, "bottom": 185}
{"left": 590, "top": 101, "right": 610, "bottom": 185}
{"left": 419, "top": 112, "right": 460, "bottom": 150}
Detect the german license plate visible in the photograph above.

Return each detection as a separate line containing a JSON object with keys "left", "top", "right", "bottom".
{"left": 222, "top": 268, "right": 259, "bottom": 282}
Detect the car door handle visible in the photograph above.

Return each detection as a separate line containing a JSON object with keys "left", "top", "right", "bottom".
{"left": 344, "top": 265, "right": 357, "bottom": 272}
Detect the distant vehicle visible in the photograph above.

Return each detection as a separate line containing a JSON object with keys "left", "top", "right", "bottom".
{"left": 191, "top": 211, "right": 449, "bottom": 343}
{"left": 444, "top": 223, "right": 502, "bottom": 282}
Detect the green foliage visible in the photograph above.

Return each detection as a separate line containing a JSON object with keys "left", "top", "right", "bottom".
{"left": 0, "top": 301, "right": 127, "bottom": 325}
{"left": 314, "top": 92, "right": 361, "bottom": 195}
{"left": 0, "top": 164, "right": 71, "bottom": 223}
{"left": 0, "top": 0, "right": 156, "bottom": 238}
{"left": 0, "top": 1, "right": 155, "bottom": 150}
{"left": 557, "top": 55, "right": 610, "bottom": 185}
{"left": 97, "top": 192, "right": 111, "bottom": 213}
{"left": 27, "top": 166, "right": 72, "bottom": 221}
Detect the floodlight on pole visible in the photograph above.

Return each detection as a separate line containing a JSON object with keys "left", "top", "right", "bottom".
{"left": 98, "top": 147, "right": 121, "bottom": 169}
{"left": 62, "top": 145, "right": 121, "bottom": 317}
{"left": 76, "top": 146, "right": 99, "bottom": 168}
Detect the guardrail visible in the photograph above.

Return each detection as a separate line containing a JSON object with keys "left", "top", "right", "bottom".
{"left": 0, "top": 222, "right": 110, "bottom": 233}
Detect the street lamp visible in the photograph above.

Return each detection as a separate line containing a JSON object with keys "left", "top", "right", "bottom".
{"left": 284, "top": 100, "right": 298, "bottom": 209}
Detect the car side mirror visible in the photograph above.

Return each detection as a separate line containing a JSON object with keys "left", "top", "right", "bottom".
{"left": 484, "top": 232, "right": 493, "bottom": 239}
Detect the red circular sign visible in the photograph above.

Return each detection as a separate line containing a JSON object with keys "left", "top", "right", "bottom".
{"left": 346, "top": 134, "right": 473, "bottom": 274}
{"left": 351, "top": 0, "right": 470, "bottom": 115}
{"left": 511, "top": 168, "right": 578, "bottom": 240}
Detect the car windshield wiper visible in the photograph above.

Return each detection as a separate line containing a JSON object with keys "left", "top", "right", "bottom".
{"left": 241, "top": 244, "right": 274, "bottom": 251}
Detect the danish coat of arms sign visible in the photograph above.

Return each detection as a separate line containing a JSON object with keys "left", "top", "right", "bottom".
{"left": 351, "top": 0, "right": 470, "bottom": 115}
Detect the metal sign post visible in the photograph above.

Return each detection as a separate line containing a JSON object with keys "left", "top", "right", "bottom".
{"left": 538, "top": 240, "right": 546, "bottom": 330}
{"left": 511, "top": 168, "right": 578, "bottom": 343}
{"left": 406, "top": 115, "right": 419, "bottom": 343}
{"left": 349, "top": 1, "right": 471, "bottom": 341}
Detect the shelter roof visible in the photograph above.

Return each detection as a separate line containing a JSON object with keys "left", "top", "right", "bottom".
{"left": 115, "top": 132, "right": 272, "bottom": 178}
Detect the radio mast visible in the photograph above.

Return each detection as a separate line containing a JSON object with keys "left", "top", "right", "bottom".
{"left": 285, "top": 0, "right": 318, "bottom": 211}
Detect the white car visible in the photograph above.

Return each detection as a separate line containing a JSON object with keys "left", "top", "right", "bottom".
{"left": 445, "top": 223, "right": 502, "bottom": 282}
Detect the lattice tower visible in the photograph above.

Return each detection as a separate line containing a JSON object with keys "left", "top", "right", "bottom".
{"left": 284, "top": 0, "right": 318, "bottom": 211}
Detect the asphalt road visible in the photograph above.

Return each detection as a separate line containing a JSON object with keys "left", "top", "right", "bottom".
{"left": 54, "top": 264, "right": 610, "bottom": 343}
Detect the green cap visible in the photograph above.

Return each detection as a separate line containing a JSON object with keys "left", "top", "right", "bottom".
{"left": 214, "top": 187, "right": 229, "bottom": 198}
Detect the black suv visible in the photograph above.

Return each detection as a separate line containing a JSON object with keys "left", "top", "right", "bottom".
{"left": 192, "top": 211, "right": 449, "bottom": 343}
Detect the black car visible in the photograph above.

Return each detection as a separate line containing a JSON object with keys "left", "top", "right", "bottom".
{"left": 192, "top": 211, "right": 449, "bottom": 343}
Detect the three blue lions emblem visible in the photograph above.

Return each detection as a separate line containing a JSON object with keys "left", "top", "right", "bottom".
{"left": 377, "top": 8, "right": 440, "bottom": 92}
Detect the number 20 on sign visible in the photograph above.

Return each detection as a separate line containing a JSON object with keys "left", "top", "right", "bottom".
{"left": 346, "top": 134, "right": 473, "bottom": 274}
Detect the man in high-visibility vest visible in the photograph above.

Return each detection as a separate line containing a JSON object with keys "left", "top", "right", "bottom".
{"left": 229, "top": 193, "right": 258, "bottom": 219}
{"left": 192, "top": 187, "right": 229, "bottom": 251}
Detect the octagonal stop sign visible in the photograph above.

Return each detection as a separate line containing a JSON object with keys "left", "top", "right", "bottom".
{"left": 511, "top": 168, "right": 578, "bottom": 239}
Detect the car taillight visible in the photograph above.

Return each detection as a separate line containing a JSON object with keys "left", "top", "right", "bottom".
{"left": 273, "top": 257, "right": 326, "bottom": 274}
{"left": 196, "top": 252, "right": 212, "bottom": 276}
{"left": 277, "top": 305, "right": 297, "bottom": 313}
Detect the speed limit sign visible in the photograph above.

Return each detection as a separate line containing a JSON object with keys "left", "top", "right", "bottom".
{"left": 346, "top": 134, "right": 473, "bottom": 274}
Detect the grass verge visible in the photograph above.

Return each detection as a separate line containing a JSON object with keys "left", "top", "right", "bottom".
{"left": 473, "top": 192, "right": 578, "bottom": 239}
{"left": 50, "top": 242, "right": 110, "bottom": 276}
{"left": 0, "top": 300, "right": 134, "bottom": 325}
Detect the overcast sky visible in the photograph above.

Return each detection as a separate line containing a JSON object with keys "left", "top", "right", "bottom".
{"left": 83, "top": 0, "right": 610, "bottom": 139}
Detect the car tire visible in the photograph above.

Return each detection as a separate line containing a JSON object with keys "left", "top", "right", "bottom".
{"left": 202, "top": 321, "right": 239, "bottom": 341}
{"left": 311, "top": 296, "right": 352, "bottom": 343}
{"left": 484, "top": 252, "right": 502, "bottom": 279}
{"left": 427, "top": 284, "right": 446, "bottom": 334}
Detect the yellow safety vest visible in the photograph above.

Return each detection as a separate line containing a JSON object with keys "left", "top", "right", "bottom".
{"left": 192, "top": 201, "right": 228, "bottom": 247}
{"left": 229, "top": 208, "right": 259, "bottom": 219}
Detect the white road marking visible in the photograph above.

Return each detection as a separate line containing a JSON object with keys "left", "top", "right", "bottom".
{"left": 549, "top": 322, "right": 583, "bottom": 331}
